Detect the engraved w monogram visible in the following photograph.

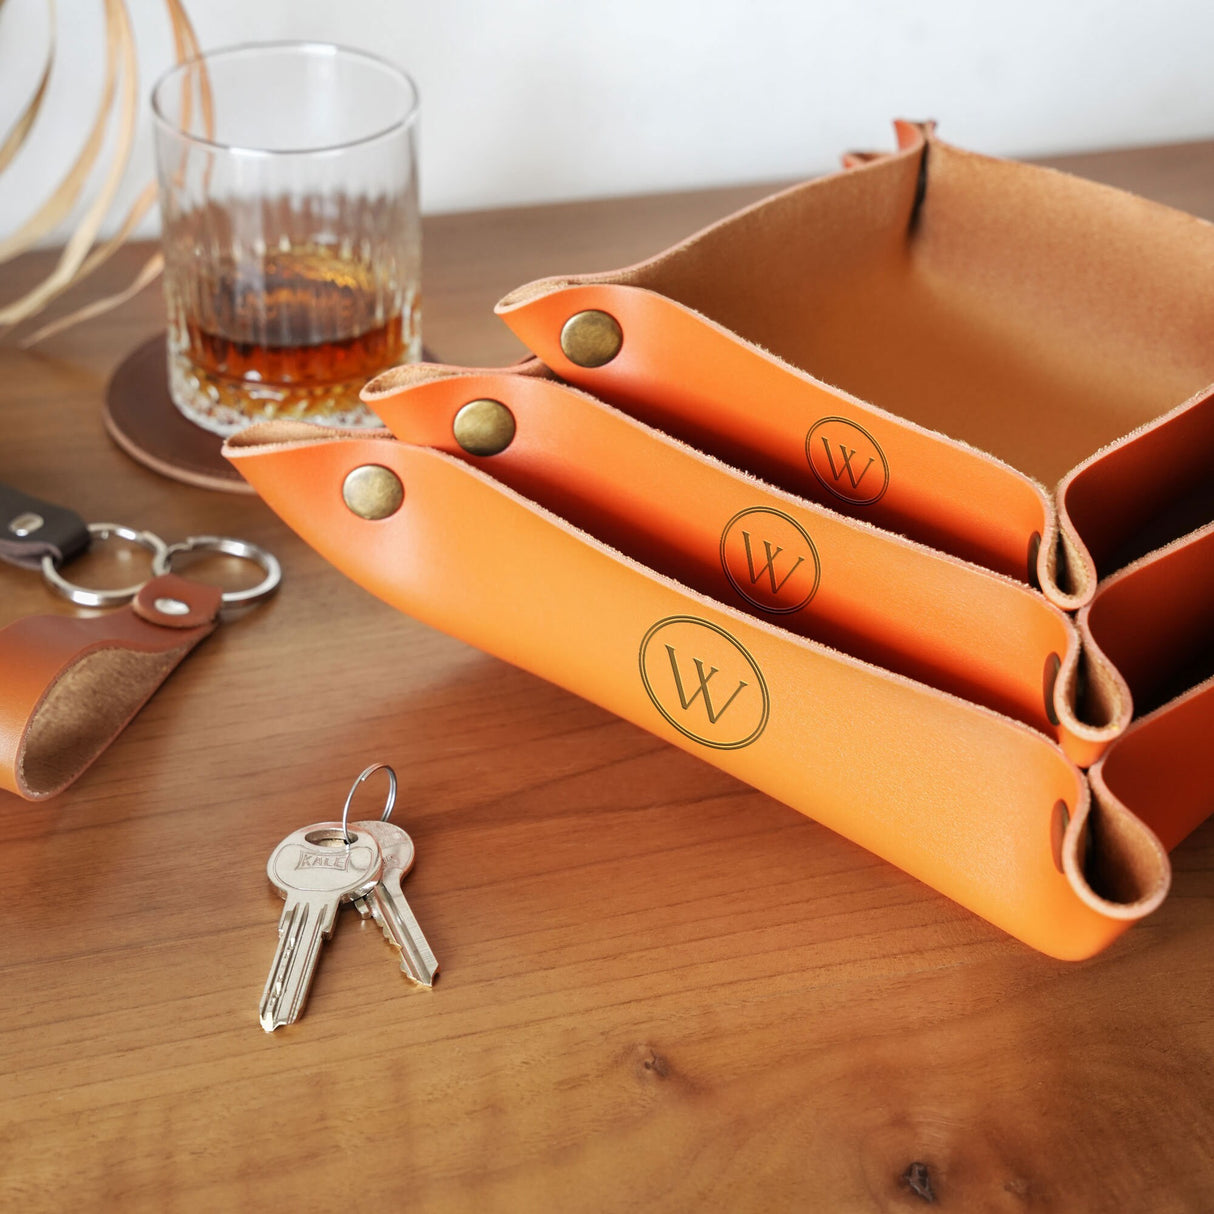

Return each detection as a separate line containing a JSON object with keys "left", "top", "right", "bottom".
{"left": 819, "top": 438, "right": 875, "bottom": 490}
{"left": 806, "top": 418, "right": 889, "bottom": 506}
{"left": 740, "top": 531, "right": 805, "bottom": 594}
{"left": 664, "top": 645, "right": 748, "bottom": 723}
{"left": 640, "top": 616, "right": 769, "bottom": 750}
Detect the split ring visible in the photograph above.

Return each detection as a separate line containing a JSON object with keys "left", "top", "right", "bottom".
{"left": 40, "top": 523, "right": 168, "bottom": 608}
{"left": 340, "top": 763, "right": 398, "bottom": 845}
{"left": 151, "top": 535, "right": 281, "bottom": 606}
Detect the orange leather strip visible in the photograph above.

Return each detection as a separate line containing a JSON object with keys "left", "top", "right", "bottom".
{"left": 366, "top": 362, "right": 1120, "bottom": 767}
{"left": 225, "top": 426, "right": 1169, "bottom": 960}
{"left": 0, "top": 574, "right": 221, "bottom": 800}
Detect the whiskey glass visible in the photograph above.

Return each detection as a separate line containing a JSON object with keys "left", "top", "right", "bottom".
{"left": 152, "top": 42, "right": 420, "bottom": 435}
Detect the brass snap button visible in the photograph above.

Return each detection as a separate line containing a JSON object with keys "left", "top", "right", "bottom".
{"left": 453, "top": 399, "right": 516, "bottom": 456}
{"left": 342, "top": 465, "right": 404, "bottom": 520}
{"left": 560, "top": 309, "right": 622, "bottom": 367}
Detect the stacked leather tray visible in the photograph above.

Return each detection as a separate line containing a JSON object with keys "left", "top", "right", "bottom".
{"left": 225, "top": 122, "right": 1214, "bottom": 959}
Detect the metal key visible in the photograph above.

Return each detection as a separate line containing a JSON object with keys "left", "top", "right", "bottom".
{"left": 351, "top": 819, "right": 439, "bottom": 987}
{"left": 259, "top": 822, "right": 384, "bottom": 1032}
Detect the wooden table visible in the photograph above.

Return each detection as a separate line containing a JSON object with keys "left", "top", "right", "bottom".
{"left": 2, "top": 141, "right": 1212, "bottom": 1213}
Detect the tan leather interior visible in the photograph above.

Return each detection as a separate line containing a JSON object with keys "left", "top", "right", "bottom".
{"left": 613, "top": 137, "right": 1214, "bottom": 490}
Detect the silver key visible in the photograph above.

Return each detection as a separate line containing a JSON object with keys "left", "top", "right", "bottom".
{"left": 259, "top": 822, "right": 383, "bottom": 1032}
{"left": 351, "top": 819, "right": 439, "bottom": 987}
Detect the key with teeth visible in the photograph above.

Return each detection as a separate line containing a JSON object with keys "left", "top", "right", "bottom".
{"left": 259, "top": 822, "right": 383, "bottom": 1032}
{"left": 351, "top": 819, "right": 439, "bottom": 987}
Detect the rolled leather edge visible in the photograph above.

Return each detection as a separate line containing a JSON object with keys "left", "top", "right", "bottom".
{"left": 365, "top": 360, "right": 1125, "bottom": 767}
{"left": 224, "top": 425, "right": 1166, "bottom": 960}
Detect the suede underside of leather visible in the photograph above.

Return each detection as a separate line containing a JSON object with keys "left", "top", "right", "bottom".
{"left": 21, "top": 647, "right": 182, "bottom": 797}
{"left": 1083, "top": 791, "right": 1172, "bottom": 907}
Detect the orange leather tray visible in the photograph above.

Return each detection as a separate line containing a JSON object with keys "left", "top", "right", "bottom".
{"left": 225, "top": 124, "right": 1214, "bottom": 959}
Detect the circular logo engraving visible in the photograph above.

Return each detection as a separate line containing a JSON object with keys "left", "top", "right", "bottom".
{"left": 719, "top": 507, "right": 821, "bottom": 615}
{"left": 638, "top": 616, "right": 770, "bottom": 750}
{"left": 805, "top": 416, "right": 890, "bottom": 506}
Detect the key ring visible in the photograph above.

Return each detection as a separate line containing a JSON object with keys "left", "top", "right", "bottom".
{"left": 340, "top": 763, "right": 398, "bottom": 845}
{"left": 8, "top": 483, "right": 281, "bottom": 611}
{"left": 151, "top": 535, "right": 282, "bottom": 606}
{"left": 40, "top": 523, "right": 169, "bottom": 608}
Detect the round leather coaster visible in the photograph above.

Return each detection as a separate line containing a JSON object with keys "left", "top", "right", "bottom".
{"left": 103, "top": 335, "right": 254, "bottom": 494}
{"left": 103, "top": 336, "right": 435, "bottom": 495}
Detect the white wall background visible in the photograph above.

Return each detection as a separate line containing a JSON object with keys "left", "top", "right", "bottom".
{"left": 1, "top": 0, "right": 1213, "bottom": 241}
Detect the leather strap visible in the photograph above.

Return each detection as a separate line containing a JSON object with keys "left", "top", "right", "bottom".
{"left": 0, "top": 481, "right": 90, "bottom": 570}
{"left": 224, "top": 427, "right": 1170, "bottom": 960}
{"left": 0, "top": 574, "right": 221, "bottom": 800}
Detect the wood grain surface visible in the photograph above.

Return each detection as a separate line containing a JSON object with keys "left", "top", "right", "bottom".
{"left": 2, "top": 139, "right": 1213, "bottom": 1213}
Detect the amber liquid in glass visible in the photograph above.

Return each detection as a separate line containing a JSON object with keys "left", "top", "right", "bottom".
{"left": 167, "top": 245, "right": 417, "bottom": 433}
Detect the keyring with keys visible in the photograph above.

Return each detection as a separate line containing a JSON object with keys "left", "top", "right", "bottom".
{"left": 259, "top": 762, "right": 439, "bottom": 1030}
